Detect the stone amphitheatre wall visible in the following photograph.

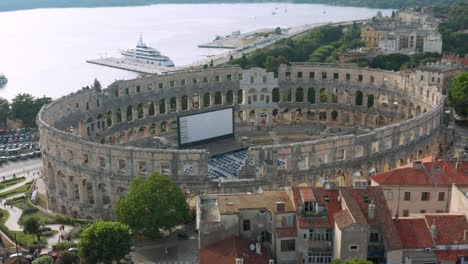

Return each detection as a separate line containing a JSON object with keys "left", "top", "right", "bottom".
{"left": 38, "top": 63, "right": 444, "bottom": 219}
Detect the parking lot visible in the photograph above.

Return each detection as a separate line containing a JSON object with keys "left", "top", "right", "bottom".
{"left": 0, "top": 128, "right": 41, "bottom": 165}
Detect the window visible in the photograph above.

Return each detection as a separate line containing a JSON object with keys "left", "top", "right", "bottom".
{"left": 192, "top": 78, "right": 197, "bottom": 84}
{"left": 238, "top": 73, "right": 243, "bottom": 80}
{"left": 169, "top": 80, "right": 175, "bottom": 87}
{"left": 268, "top": 212, "right": 273, "bottom": 222}
{"left": 370, "top": 231, "right": 379, "bottom": 243}
{"left": 358, "top": 75, "right": 363, "bottom": 82}
{"left": 285, "top": 72, "right": 291, "bottom": 79}
{"left": 322, "top": 72, "right": 327, "bottom": 79}
{"left": 203, "top": 76, "right": 208, "bottom": 83}
{"left": 136, "top": 86, "right": 141, "bottom": 93}
{"left": 309, "top": 229, "right": 332, "bottom": 241}
{"left": 308, "top": 251, "right": 332, "bottom": 264}
{"left": 243, "top": 220, "right": 250, "bottom": 231}
{"left": 158, "top": 83, "right": 163, "bottom": 89}
{"left": 181, "top": 79, "right": 186, "bottom": 86}
{"left": 125, "top": 88, "right": 129, "bottom": 95}
{"left": 99, "top": 157, "right": 105, "bottom": 168}
{"left": 403, "top": 209, "right": 409, "bottom": 217}
{"left": 297, "top": 72, "right": 303, "bottom": 78}
{"left": 346, "top": 73, "right": 350, "bottom": 80}
{"left": 83, "top": 154, "right": 89, "bottom": 164}
{"left": 215, "top": 76, "right": 220, "bottom": 82}
{"left": 404, "top": 192, "right": 411, "bottom": 201}
{"left": 263, "top": 76, "right": 267, "bottom": 83}
{"left": 118, "top": 159, "right": 126, "bottom": 171}
{"left": 284, "top": 215, "right": 294, "bottom": 227}
{"left": 349, "top": 245, "right": 359, "bottom": 251}
{"left": 436, "top": 210, "right": 444, "bottom": 213}
{"left": 438, "top": 192, "right": 445, "bottom": 201}
{"left": 333, "top": 73, "right": 339, "bottom": 79}
{"left": 304, "top": 201, "right": 315, "bottom": 212}
{"left": 420, "top": 209, "right": 426, "bottom": 213}
{"left": 227, "top": 74, "right": 232, "bottom": 81}
{"left": 261, "top": 231, "right": 272, "bottom": 243}
{"left": 250, "top": 76, "right": 254, "bottom": 83}
{"left": 309, "top": 72, "right": 315, "bottom": 79}
{"left": 138, "top": 162, "right": 147, "bottom": 174}
{"left": 421, "top": 192, "right": 430, "bottom": 201}
{"left": 280, "top": 239, "right": 295, "bottom": 252}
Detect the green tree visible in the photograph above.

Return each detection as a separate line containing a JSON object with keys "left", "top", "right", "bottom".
{"left": 93, "top": 78, "right": 102, "bottom": 90}
{"left": 23, "top": 217, "right": 41, "bottom": 241}
{"left": 448, "top": 72, "right": 468, "bottom": 117}
{"left": 10, "top": 93, "right": 36, "bottom": 127}
{"left": 0, "top": 97, "right": 9, "bottom": 128}
{"left": 275, "top": 27, "right": 282, "bottom": 35}
{"left": 116, "top": 173, "right": 189, "bottom": 236}
{"left": 31, "top": 256, "right": 53, "bottom": 264}
{"left": 79, "top": 221, "right": 132, "bottom": 264}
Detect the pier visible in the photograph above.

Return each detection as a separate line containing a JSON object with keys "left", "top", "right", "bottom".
{"left": 86, "top": 57, "right": 174, "bottom": 75}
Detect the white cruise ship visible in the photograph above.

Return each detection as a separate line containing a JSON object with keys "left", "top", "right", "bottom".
{"left": 121, "top": 36, "right": 174, "bottom": 67}
{"left": 0, "top": 74, "right": 7, "bottom": 86}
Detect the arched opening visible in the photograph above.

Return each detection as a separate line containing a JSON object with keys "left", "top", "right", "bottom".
{"left": 418, "top": 149, "right": 423, "bottom": 159}
{"left": 181, "top": 95, "right": 188, "bottom": 110}
{"left": 159, "top": 99, "right": 166, "bottom": 114}
{"left": 137, "top": 103, "right": 144, "bottom": 119}
{"left": 203, "top": 93, "right": 211, "bottom": 107}
{"left": 376, "top": 115, "right": 386, "bottom": 126}
{"left": 415, "top": 105, "right": 422, "bottom": 116}
{"left": 150, "top": 123, "right": 157, "bottom": 135}
{"left": 126, "top": 105, "right": 133, "bottom": 121}
{"left": 170, "top": 97, "right": 177, "bottom": 112}
{"left": 331, "top": 110, "right": 338, "bottom": 121}
{"left": 106, "top": 111, "right": 112, "bottom": 127}
{"left": 398, "top": 159, "right": 405, "bottom": 167}
{"left": 192, "top": 94, "right": 200, "bottom": 109}
{"left": 237, "top": 89, "right": 244, "bottom": 104}
{"left": 215, "top": 91, "right": 222, "bottom": 105}
{"left": 238, "top": 111, "right": 244, "bottom": 121}
{"left": 307, "top": 87, "right": 315, "bottom": 104}
{"left": 367, "top": 94, "right": 374, "bottom": 108}
{"left": 160, "top": 121, "right": 167, "bottom": 132}
{"left": 272, "top": 88, "right": 280, "bottom": 103}
{"left": 331, "top": 90, "right": 338, "bottom": 103}
{"left": 284, "top": 88, "right": 292, "bottom": 102}
{"left": 295, "top": 87, "right": 304, "bottom": 102}
{"left": 148, "top": 102, "right": 155, "bottom": 116}
{"left": 355, "top": 91, "right": 363, "bottom": 106}
{"left": 138, "top": 126, "right": 145, "bottom": 136}
{"left": 249, "top": 110, "right": 256, "bottom": 121}
{"left": 116, "top": 108, "right": 122, "bottom": 123}
{"left": 226, "top": 90, "right": 233, "bottom": 105}
{"left": 319, "top": 88, "right": 327, "bottom": 103}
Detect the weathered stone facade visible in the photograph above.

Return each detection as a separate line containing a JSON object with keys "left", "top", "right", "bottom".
{"left": 38, "top": 63, "right": 445, "bottom": 219}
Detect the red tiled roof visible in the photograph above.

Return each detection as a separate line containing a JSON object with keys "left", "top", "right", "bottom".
{"left": 300, "top": 188, "right": 316, "bottom": 202}
{"left": 334, "top": 209, "right": 357, "bottom": 229}
{"left": 276, "top": 227, "right": 297, "bottom": 238}
{"left": 292, "top": 187, "right": 341, "bottom": 228}
{"left": 200, "top": 236, "right": 270, "bottom": 264}
{"left": 371, "top": 157, "right": 468, "bottom": 186}
{"left": 340, "top": 187, "right": 402, "bottom": 250}
{"left": 394, "top": 218, "right": 434, "bottom": 249}
{"left": 435, "top": 250, "right": 468, "bottom": 261}
{"left": 424, "top": 214, "right": 468, "bottom": 245}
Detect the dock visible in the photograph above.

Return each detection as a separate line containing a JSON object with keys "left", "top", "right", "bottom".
{"left": 86, "top": 57, "right": 174, "bottom": 75}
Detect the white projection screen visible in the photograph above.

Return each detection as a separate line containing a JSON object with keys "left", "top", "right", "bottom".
{"left": 178, "top": 108, "right": 234, "bottom": 147}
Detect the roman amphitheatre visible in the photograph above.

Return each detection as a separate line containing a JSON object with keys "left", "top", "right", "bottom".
{"left": 38, "top": 63, "right": 444, "bottom": 219}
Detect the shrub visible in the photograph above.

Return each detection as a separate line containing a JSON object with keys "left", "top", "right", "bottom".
{"left": 52, "top": 242, "right": 77, "bottom": 251}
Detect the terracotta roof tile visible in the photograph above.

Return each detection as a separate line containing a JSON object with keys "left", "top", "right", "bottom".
{"left": 292, "top": 187, "right": 341, "bottom": 228}
{"left": 334, "top": 209, "right": 356, "bottom": 229}
{"left": 424, "top": 214, "right": 468, "bottom": 245}
{"left": 394, "top": 218, "right": 434, "bottom": 249}
{"left": 200, "top": 236, "right": 271, "bottom": 264}
{"left": 435, "top": 250, "right": 468, "bottom": 261}
{"left": 371, "top": 157, "right": 468, "bottom": 186}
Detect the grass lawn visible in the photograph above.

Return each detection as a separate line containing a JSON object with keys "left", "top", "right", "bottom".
{"left": 0, "top": 208, "right": 53, "bottom": 248}
{"left": 0, "top": 177, "right": 26, "bottom": 189}
{"left": 9, "top": 198, "right": 56, "bottom": 225}
{"left": 0, "top": 182, "right": 32, "bottom": 199}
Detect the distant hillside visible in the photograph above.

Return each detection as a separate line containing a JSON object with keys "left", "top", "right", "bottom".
{"left": 0, "top": 0, "right": 465, "bottom": 12}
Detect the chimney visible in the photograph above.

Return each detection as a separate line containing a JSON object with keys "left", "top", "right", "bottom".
{"left": 269, "top": 260, "right": 275, "bottom": 264}
{"left": 429, "top": 221, "right": 438, "bottom": 241}
{"left": 368, "top": 202, "right": 376, "bottom": 220}
{"left": 255, "top": 243, "right": 261, "bottom": 255}
{"left": 276, "top": 201, "right": 285, "bottom": 212}
{"left": 235, "top": 258, "right": 244, "bottom": 264}
{"left": 413, "top": 160, "right": 423, "bottom": 170}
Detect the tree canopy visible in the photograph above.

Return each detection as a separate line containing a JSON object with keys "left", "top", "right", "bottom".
{"left": 116, "top": 173, "right": 190, "bottom": 236}
{"left": 31, "top": 256, "right": 53, "bottom": 264}
{"left": 0, "top": 97, "right": 9, "bottom": 127}
{"left": 9, "top": 94, "right": 51, "bottom": 127}
{"left": 78, "top": 221, "right": 132, "bottom": 264}
{"left": 448, "top": 72, "right": 468, "bottom": 117}
{"left": 23, "top": 217, "right": 41, "bottom": 241}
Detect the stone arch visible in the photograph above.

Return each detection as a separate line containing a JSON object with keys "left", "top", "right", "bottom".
{"left": 375, "top": 115, "right": 386, "bottom": 126}
{"left": 355, "top": 91, "right": 363, "bottom": 106}
{"left": 284, "top": 88, "right": 292, "bottom": 102}
{"left": 307, "top": 87, "right": 315, "bottom": 104}
{"left": 159, "top": 99, "right": 166, "bottom": 114}
{"left": 116, "top": 108, "right": 122, "bottom": 123}
{"left": 150, "top": 123, "right": 157, "bottom": 135}
{"left": 415, "top": 105, "right": 422, "bottom": 116}
{"left": 203, "top": 93, "right": 211, "bottom": 107}
{"left": 170, "top": 97, "right": 177, "bottom": 112}
{"left": 237, "top": 89, "right": 244, "bottom": 104}
{"left": 367, "top": 93, "right": 374, "bottom": 108}
{"left": 126, "top": 105, "right": 133, "bottom": 121}
{"left": 331, "top": 110, "right": 338, "bottom": 121}
{"left": 138, "top": 126, "right": 146, "bottom": 136}
{"left": 86, "top": 181, "right": 94, "bottom": 205}
{"left": 106, "top": 111, "right": 112, "bottom": 127}
{"left": 296, "top": 87, "right": 304, "bottom": 102}
{"left": 181, "top": 96, "right": 188, "bottom": 110}
{"left": 137, "top": 103, "right": 144, "bottom": 119}
{"left": 160, "top": 121, "right": 167, "bottom": 132}
{"left": 331, "top": 89, "right": 338, "bottom": 103}
{"left": 272, "top": 88, "right": 280, "bottom": 103}
{"left": 215, "top": 91, "right": 222, "bottom": 105}
{"left": 319, "top": 88, "right": 327, "bottom": 103}
{"left": 418, "top": 149, "right": 423, "bottom": 159}
{"left": 148, "top": 102, "right": 155, "bottom": 116}
{"left": 238, "top": 110, "right": 244, "bottom": 121}
{"left": 249, "top": 110, "right": 256, "bottom": 121}
{"left": 98, "top": 183, "right": 111, "bottom": 206}
{"left": 226, "top": 90, "right": 233, "bottom": 105}
{"left": 192, "top": 94, "right": 200, "bottom": 109}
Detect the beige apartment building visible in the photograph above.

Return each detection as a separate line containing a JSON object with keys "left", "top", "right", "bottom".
{"left": 371, "top": 157, "right": 468, "bottom": 217}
